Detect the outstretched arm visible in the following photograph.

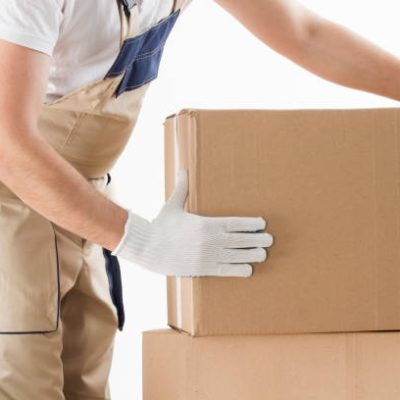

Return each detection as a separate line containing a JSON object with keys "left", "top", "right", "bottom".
{"left": 0, "top": 39, "right": 273, "bottom": 278}
{"left": 0, "top": 39, "right": 128, "bottom": 250}
{"left": 214, "top": 0, "right": 400, "bottom": 101}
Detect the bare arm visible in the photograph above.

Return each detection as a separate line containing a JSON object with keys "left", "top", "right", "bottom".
{"left": 214, "top": 0, "right": 400, "bottom": 101}
{"left": 0, "top": 39, "right": 128, "bottom": 250}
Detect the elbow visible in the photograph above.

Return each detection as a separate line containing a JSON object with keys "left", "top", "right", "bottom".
{"left": 273, "top": 16, "right": 323, "bottom": 63}
{"left": 0, "top": 123, "right": 11, "bottom": 170}
{"left": 0, "top": 127, "right": 14, "bottom": 181}
{"left": 288, "top": 17, "right": 323, "bottom": 63}
{"left": 0, "top": 122, "right": 35, "bottom": 179}
{"left": 301, "top": 15, "right": 326, "bottom": 53}
{"left": 305, "top": 17, "right": 322, "bottom": 42}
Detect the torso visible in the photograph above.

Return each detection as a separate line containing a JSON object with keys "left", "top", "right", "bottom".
{"left": 46, "top": 0, "right": 174, "bottom": 103}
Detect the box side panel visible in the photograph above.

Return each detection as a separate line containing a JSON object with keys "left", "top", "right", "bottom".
{"left": 164, "top": 116, "right": 179, "bottom": 330}
{"left": 142, "top": 330, "right": 190, "bottom": 400}
{"left": 164, "top": 116, "right": 177, "bottom": 201}
{"left": 352, "top": 332, "right": 400, "bottom": 399}
{"left": 195, "top": 333, "right": 347, "bottom": 399}
{"left": 165, "top": 111, "right": 199, "bottom": 334}
{"left": 374, "top": 108, "right": 400, "bottom": 326}
{"left": 196, "top": 332, "right": 400, "bottom": 399}
{"left": 144, "top": 330, "right": 400, "bottom": 400}
{"left": 192, "top": 108, "right": 400, "bottom": 335}
{"left": 166, "top": 277, "right": 177, "bottom": 330}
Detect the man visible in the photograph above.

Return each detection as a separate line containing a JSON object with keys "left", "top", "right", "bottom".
{"left": 0, "top": 0, "right": 398, "bottom": 399}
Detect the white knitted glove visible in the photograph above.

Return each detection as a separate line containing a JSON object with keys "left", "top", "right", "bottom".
{"left": 111, "top": 169, "right": 274, "bottom": 277}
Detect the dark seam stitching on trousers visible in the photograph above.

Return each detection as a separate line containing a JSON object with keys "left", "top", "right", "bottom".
{"left": 64, "top": 392, "right": 111, "bottom": 400}
{"left": 0, "top": 222, "right": 61, "bottom": 335}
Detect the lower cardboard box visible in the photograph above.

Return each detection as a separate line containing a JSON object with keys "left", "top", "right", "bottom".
{"left": 143, "top": 328, "right": 400, "bottom": 400}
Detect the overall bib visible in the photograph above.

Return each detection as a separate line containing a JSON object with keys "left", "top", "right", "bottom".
{"left": 0, "top": 0, "right": 192, "bottom": 398}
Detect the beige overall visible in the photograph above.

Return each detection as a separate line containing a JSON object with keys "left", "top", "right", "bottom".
{"left": 0, "top": 0, "right": 192, "bottom": 398}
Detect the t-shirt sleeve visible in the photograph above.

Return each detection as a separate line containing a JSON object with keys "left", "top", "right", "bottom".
{"left": 0, "top": 0, "right": 63, "bottom": 56}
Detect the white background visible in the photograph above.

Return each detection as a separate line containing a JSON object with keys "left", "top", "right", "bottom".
{"left": 108, "top": 0, "right": 399, "bottom": 398}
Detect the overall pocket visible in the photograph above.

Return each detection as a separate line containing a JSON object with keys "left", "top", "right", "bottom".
{"left": 0, "top": 195, "right": 60, "bottom": 334}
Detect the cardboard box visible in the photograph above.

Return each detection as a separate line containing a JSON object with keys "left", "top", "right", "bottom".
{"left": 143, "top": 329, "right": 400, "bottom": 400}
{"left": 165, "top": 108, "right": 400, "bottom": 336}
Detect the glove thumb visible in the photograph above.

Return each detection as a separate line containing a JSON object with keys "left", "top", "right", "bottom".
{"left": 166, "top": 169, "right": 189, "bottom": 210}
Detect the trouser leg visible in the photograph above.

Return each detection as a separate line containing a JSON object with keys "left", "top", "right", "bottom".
{"left": 0, "top": 174, "right": 122, "bottom": 400}
{"left": 62, "top": 234, "right": 120, "bottom": 400}
{"left": 0, "top": 326, "right": 65, "bottom": 400}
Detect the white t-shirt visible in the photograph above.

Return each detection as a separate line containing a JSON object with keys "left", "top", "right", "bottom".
{"left": 0, "top": 0, "right": 174, "bottom": 103}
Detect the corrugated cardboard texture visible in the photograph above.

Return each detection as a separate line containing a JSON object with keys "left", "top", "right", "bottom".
{"left": 165, "top": 108, "right": 400, "bottom": 336}
{"left": 143, "top": 329, "right": 400, "bottom": 400}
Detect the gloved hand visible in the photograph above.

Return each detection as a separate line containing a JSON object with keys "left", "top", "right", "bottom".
{"left": 111, "top": 169, "right": 274, "bottom": 277}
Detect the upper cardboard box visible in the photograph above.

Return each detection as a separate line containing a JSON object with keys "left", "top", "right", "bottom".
{"left": 165, "top": 107, "right": 400, "bottom": 336}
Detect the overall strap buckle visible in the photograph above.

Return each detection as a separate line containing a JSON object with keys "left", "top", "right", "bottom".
{"left": 119, "top": 0, "right": 136, "bottom": 17}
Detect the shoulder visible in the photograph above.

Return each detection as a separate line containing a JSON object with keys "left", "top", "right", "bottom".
{"left": 0, "top": 0, "right": 64, "bottom": 56}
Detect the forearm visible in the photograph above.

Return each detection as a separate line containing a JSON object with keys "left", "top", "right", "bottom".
{"left": 297, "top": 17, "right": 400, "bottom": 101}
{"left": 0, "top": 128, "right": 128, "bottom": 251}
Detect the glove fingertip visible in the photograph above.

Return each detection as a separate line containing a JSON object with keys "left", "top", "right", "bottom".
{"left": 239, "top": 264, "right": 253, "bottom": 277}
{"left": 257, "top": 217, "right": 267, "bottom": 231}
{"left": 219, "top": 263, "right": 253, "bottom": 278}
